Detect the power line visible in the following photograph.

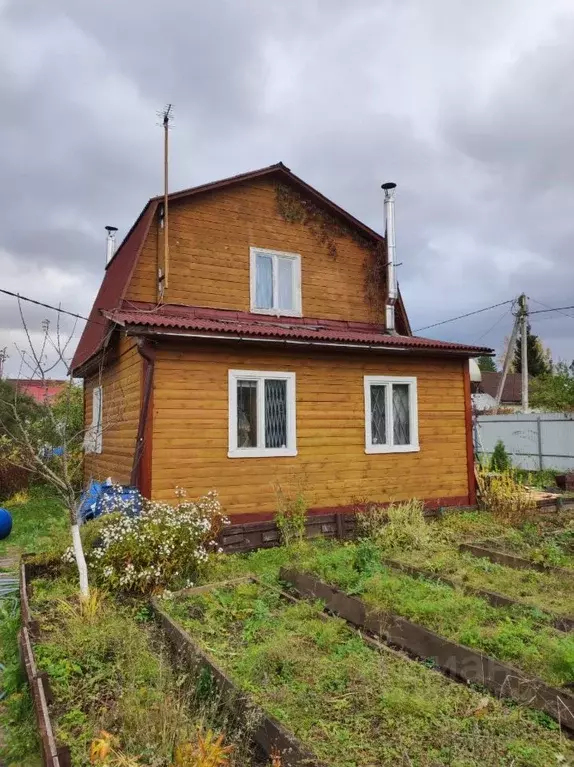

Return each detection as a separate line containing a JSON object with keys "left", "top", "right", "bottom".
{"left": 529, "top": 301, "right": 574, "bottom": 318}
{"left": 475, "top": 306, "right": 512, "bottom": 344}
{"left": 0, "top": 288, "right": 104, "bottom": 327}
{"left": 414, "top": 298, "right": 516, "bottom": 333}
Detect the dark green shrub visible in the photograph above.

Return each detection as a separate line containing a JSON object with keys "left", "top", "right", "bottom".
{"left": 490, "top": 440, "right": 511, "bottom": 472}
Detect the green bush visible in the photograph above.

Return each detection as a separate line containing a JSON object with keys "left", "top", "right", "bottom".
{"left": 490, "top": 439, "right": 511, "bottom": 472}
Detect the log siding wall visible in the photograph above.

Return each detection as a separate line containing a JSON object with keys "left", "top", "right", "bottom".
{"left": 151, "top": 342, "right": 470, "bottom": 517}
{"left": 83, "top": 337, "right": 142, "bottom": 485}
{"left": 125, "top": 178, "right": 386, "bottom": 324}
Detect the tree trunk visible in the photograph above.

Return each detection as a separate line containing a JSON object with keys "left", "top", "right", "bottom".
{"left": 71, "top": 523, "right": 89, "bottom": 598}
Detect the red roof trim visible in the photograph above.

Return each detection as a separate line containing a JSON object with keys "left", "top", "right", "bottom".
{"left": 154, "top": 162, "right": 385, "bottom": 245}
{"left": 70, "top": 203, "right": 157, "bottom": 373}
{"left": 73, "top": 162, "right": 414, "bottom": 374}
{"left": 105, "top": 303, "right": 492, "bottom": 356}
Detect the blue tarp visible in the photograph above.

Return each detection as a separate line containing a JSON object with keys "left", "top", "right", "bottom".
{"left": 78, "top": 481, "right": 142, "bottom": 523}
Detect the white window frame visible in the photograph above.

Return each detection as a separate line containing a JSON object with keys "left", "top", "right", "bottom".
{"left": 249, "top": 247, "right": 302, "bottom": 317}
{"left": 228, "top": 370, "right": 297, "bottom": 458}
{"left": 364, "top": 376, "right": 419, "bottom": 454}
{"left": 84, "top": 385, "right": 103, "bottom": 454}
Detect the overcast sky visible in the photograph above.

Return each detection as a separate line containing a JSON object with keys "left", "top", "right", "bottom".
{"left": 1, "top": 0, "right": 574, "bottom": 377}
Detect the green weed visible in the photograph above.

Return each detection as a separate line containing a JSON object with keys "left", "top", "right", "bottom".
{"left": 164, "top": 579, "right": 574, "bottom": 766}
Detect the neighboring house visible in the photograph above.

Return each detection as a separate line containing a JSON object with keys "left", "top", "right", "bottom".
{"left": 5, "top": 378, "right": 67, "bottom": 405}
{"left": 71, "top": 163, "right": 491, "bottom": 522}
{"left": 472, "top": 371, "right": 522, "bottom": 412}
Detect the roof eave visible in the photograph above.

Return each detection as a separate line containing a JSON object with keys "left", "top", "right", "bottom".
{"left": 120, "top": 324, "right": 491, "bottom": 357}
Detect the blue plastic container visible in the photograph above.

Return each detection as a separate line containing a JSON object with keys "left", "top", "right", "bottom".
{"left": 0, "top": 508, "right": 12, "bottom": 540}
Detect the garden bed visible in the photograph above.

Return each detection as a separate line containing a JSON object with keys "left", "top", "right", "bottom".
{"left": 18, "top": 563, "right": 266, "bottom": 767}
{"left": 387, "top": 543, "right": 574, "bottom": 622}
{"left": 162, "top": 574, "right": 574, "bottom": 766}
{"left": 460, "top": 542, "right": 574, "bottom": 577}
{"left": 152, "top": 578, "right": 326, "bottom": 767}
{"left": 380, "top": 556, "right": 574, "bottom": 632}
{"left": 282, "top": 568, "right": 574, "bottom": 732}
{"left": 467, "top": 526, "right": 574, "bottom": 573}
{"left": 279, "top": 541, "right": 574, "bottom": 689}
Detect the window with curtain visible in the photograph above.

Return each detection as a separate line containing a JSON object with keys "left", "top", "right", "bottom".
{"left": 250, "top": 248, "right": 301, "bottom": 316}
{"left": 229, "top": 370, "right": 297, "bottom": 457}
{"left": 364, "top": 376, "right": 419, "bottom": 453}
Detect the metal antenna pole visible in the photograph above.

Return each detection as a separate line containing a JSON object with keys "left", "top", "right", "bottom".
{"left": 163, "top": 104, "right": 172, "bottom": 292}
{"left": 519, "top": 293, "right": 529, "bottom": 412}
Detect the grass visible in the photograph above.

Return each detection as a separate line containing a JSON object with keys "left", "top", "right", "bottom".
{"left": 164, "top": 579, "right": 574, "bottom": 767}
{"left": 478, "top": 525, "right": 574, "bottom": 570}
{"left": 25, "top": 575, "right": 264, "bottom": 767}
{"left": 0, "top": 485, "right": 68, "bottom": 560}
{"left": 0, "top": 600, "right": 40, "bottom": 766}
{"left": 394, "top": 546, "right": 574, "bottom": 617}
{"left": 295, "top": 540, "right": 574, "bottom": 687}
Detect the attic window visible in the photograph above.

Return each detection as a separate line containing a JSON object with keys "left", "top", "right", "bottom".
{"left": 250, "top": 247, "right": 301, "bottom": 317}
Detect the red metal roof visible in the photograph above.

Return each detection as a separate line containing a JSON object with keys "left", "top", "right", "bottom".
{"left": 70, "top": 202, "right": 158, "bottom": 373}
{"left": 5, "top": 379, "right": 67, "bottom": 404}
{"left": 71, "top": 162, "right": 417, "bottom": 374}
{"left": 105, "top": 303, "right": 492, "bottom": 356}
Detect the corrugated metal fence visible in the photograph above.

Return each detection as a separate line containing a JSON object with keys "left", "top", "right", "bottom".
{"left": 475, "top": 412, "right": 574, "bottom": 471}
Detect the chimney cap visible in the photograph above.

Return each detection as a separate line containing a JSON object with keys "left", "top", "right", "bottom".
{"left": 105, "top": 225, "right": 118, "bottom": 234}
{"left": 381, "top": 182, "right": 397, "bottom": 190}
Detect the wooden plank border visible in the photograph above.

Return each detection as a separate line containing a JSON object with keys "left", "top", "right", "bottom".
{"left": 459, "top": 543, "right": 574, "bottom": 578}
{"left": 219, "top": 499, "right": 573, "bottom": 554}
{"left": 19, "top": 562, "right": 72, "bottom": 767}
{"left": 280, "top": 568, "right": 574, "bottom": 733}
{"left": 381, "top": 557, "right": 574, "bottom": 632}
{"left": 151, "top": 579, "right": 327, "bottom": 767}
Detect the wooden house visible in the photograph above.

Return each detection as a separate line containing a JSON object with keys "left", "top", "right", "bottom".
{"left": 71, "top": 163, "right": 491, "bottom": 522}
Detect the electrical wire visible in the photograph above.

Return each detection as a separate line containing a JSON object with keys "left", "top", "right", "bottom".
{"left": 529, "top": 298, "right": 574, "bottom": 320}
{"left": 414, "top": 298, "right": 516, "bottom": 333}
{"left": 475, "top": 306, "right": 512, "bottom": 344}
{"left": 0, "top": 288, "right": 106, "bottom": 327}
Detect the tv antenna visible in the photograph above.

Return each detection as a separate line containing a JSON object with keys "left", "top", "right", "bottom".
{"left": 157, "top": 104, "right": 174, "bottom": 295}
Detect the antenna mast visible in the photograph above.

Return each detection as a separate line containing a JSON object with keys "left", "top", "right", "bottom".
{"left": 160, "top": 104, "right": 173, "bottom": 295}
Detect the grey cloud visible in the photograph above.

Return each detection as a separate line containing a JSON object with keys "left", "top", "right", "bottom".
{"left": 1, "top": 0, "right": 574, "bottom": 375}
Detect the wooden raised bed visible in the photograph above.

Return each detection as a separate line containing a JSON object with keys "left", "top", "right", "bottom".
{"left": 459, "top": 542, "right": 574, "bottom": 578}
{"left": 151, "top": 578, "right": 327, "bottom": 767}
{"left": 381, "top": 557, "right": 574, "bottom": 632}
{"left": 18, "top": 561, "right": 72, "bottom": 767}
{"left": 281, "top": 568, "right": 574, "bottom": 733}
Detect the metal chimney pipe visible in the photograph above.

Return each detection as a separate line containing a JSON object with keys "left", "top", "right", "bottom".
{"left": 105, "top": 225, "right": 118, "bottom": 265}
{"left": 382, "top": 182, "right": 398, "bottom": 333}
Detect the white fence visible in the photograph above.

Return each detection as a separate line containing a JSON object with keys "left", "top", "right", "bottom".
{"left": 475, "top": 412, "right": 574, "bottom": 472}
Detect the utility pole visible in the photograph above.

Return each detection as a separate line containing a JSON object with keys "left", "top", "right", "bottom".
{"left": 495, "top": 305, "right": 521, "bottom": 407}
{"left": 0, "top": 347, "right": 6, "bottom": 378}
{"left": 519, "top": 293, "right": 529, "bottom": 412}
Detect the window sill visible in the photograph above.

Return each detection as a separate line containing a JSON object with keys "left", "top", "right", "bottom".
{"left": 228, "top": 448, "right": 298, "bottom": 459}
{"left": 250, "top": 307, "right": 302, "bottom": 318}
{"left": 365, "top": 444, "right": 420, "bottom": 454}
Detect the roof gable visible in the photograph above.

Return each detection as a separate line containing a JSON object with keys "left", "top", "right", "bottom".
{"left": 72, "top": 163, "right": 410, "bottom": 373}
